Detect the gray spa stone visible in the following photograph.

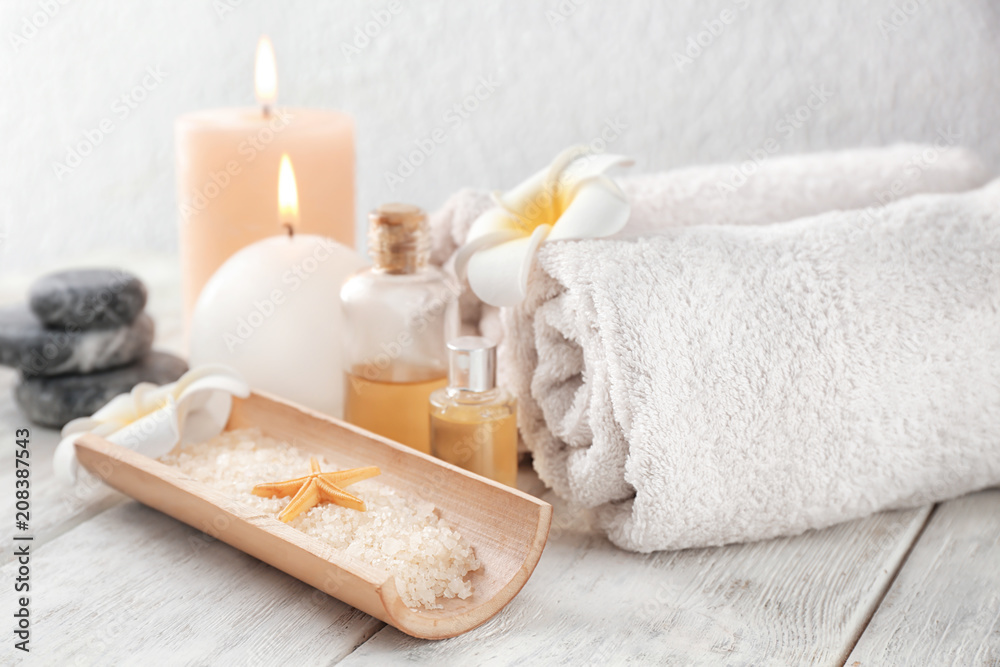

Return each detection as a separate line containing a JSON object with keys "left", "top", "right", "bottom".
{"left": 29, "top": 268, "right": 147, "bottom": 329}
{"left": 0, "top": 305, "right": 154, "bottom": 376}
{"left": 14, "top": 351, "right": 189, "bottom": 428}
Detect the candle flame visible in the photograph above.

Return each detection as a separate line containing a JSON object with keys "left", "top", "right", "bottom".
{"left": 278, "top": 154, "right": 299, "bottom": 234}
{"left": 255, "top": 35, "right": 277, "bottom": 111}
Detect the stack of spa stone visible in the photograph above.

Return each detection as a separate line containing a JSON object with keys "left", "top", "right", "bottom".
{"left": 0, "top": 269, "right": 188, "bottom": 428}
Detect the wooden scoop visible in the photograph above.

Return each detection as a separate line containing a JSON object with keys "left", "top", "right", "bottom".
{"left": 74, "top": 390, "right": 552, "bottom": 639}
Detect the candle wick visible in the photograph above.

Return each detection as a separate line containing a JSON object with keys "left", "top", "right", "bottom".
{"left": 283, "top": 222, "right": 294, "bottom": 237}
{"left": 262, "top": 104, "right": 271, "bottom": 119}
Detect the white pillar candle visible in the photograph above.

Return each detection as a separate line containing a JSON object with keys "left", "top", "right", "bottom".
{"left": 189, "top": 155, "right": 365, "bottom": 418}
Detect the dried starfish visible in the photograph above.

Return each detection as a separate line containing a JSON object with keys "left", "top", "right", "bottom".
{"left": 252, "top": 457, "right": 381, "bottom": 522}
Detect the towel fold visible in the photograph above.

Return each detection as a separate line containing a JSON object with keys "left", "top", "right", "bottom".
{"left": 431, "top": 143, "right": 991, "bottom": 344}
{"left": 428, "top": 143, "right": 995, "bottom": 551}
{"left": 507, "top": 179, "right": 1000, "bottom": 552}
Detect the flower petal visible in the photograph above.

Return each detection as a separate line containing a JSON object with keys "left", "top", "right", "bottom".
{"left": 85, "top": 391, "right": 142, "bottom": 425}
{"left": 466, "top": 206, "right": 524, "bottom": 241}
{"left": 495, "top": 167, "right": 551, "bottom": 224}
{"left": 547, "top": 176, "right": 631, "bottom": 241}
{"left": 467, "top": 224, "right": 551, "bottom": 307}
{"left": 454, "top": 229, "right": 522, "bottom": 282}
{"left": 545, "top": 145, "right": 594, "bottom": 185}
{"left": 559, "top": 153, "right": 634, "bottom": 192}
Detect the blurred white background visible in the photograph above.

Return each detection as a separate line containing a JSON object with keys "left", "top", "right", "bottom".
{"left": 2, "top": 0, "right": 998, "bottom": 274}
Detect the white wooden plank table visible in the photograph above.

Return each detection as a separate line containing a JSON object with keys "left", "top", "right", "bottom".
{"left": 1, "top": 259, "right": 998, "bottom": 666}
{"left": 847, "top": 491, "right": 1000, "bottom": 667}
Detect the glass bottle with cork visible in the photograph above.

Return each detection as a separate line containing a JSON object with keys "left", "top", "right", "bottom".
{"left": 429, "top": 336, "right": 518, "bottom": 487}
{"left": 340, "top": 203, "right": 458, "bottom": 453}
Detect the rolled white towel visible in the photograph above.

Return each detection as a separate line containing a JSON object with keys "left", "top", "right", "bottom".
{"left": 506, "top": 178, "right": 1000, "bottom": 552}
{"left": 430, "top": 143, "right": 991, "bottom": 339}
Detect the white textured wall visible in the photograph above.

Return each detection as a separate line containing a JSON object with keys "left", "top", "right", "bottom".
{"left": 2, "top": 0, "right": 998, "bottom": 274}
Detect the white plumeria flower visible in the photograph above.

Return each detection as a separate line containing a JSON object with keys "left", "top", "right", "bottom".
{"left": 455, "top": 146, "right": 634, "bottom": 307}
{"left": 53, "top": 364, "right": 250, "bottom": 484}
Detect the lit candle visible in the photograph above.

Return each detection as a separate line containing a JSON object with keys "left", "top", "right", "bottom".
{"left": 188, "top": 154, "right": 365, "bottom": 418}
{"left": 176, "top": 35, "right": 355, "bottom": 328}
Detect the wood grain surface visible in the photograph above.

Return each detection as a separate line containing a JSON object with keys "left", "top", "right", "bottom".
{"left": 2, "top": 259, "right": 999, "bottom": 665}
{"left": 847, "top": 490, "right": 1000, "bottom": 667}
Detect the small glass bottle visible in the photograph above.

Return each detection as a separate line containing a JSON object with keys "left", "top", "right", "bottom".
{"left": 430, "top": 336, "right": 518, "bottom": 487}
{"left": 340, "top": 203, "right": 458, "bottom": 453}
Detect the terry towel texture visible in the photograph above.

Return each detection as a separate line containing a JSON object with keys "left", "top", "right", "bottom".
{"left": 427, "top": 144, "right": 995, "bottom": 552}
{"left": 430, "top": 144, "right": 991, "bottom": 344}
{"left": 509, "top": 179, "right": 1000, "bottom": 552}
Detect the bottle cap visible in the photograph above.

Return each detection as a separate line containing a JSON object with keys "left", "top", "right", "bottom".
{"left": 447, "top": 336, "right": 496, "bottom": 393}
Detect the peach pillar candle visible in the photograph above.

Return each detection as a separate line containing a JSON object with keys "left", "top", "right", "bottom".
{"left": 176, "top": 36, "right": 354, "bottom": 327}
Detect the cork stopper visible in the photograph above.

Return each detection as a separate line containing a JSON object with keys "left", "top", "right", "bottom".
{"left": 368, "top": 203, "right": 429, "bottom": 274}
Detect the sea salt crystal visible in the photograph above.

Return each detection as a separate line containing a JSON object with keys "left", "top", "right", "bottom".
{"left": 161, "top": 428, "right": 481, "bottom": 609}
